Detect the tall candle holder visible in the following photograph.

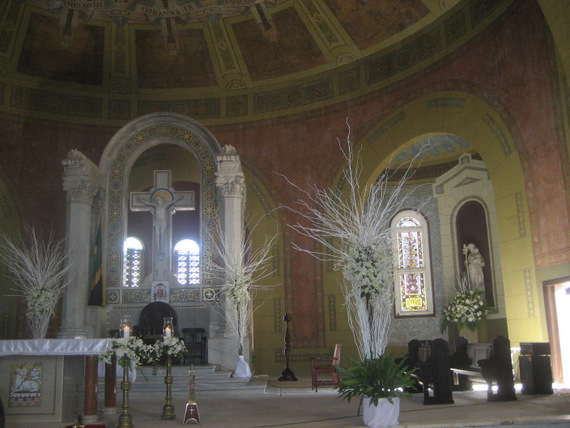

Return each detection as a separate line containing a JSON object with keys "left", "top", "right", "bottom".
{"left": 118, "top": 358, "right": 133, "bottom": 428}
{"left": 161, "top": 316, "right": 175, "bottom": 420}
{"left": 161, "top": 355, "right": 175, "bottom": 419}
{"left": 121, "top": 315, "right": 132, "bottom": 339}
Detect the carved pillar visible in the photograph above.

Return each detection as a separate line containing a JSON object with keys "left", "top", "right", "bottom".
{"left": 211, "top": 145, "right": 247, "bottom": 370}
{"left": 58, "top": 150, "right": 102, "bottom": 338}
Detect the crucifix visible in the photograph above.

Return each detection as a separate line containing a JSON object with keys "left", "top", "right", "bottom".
{"left": 130, "top": 170, "right": 195, "bottom": 293}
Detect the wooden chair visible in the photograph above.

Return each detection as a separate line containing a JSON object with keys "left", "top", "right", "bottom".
{"left": 182, "top": 328, "right": 208, "bottom": 365}
{"left": 311, "top": 344, "right": 341, "bottom": 391}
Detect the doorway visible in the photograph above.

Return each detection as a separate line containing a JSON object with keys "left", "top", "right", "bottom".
{"left": 543, "top": 276, "right": 570, "bottom": 385}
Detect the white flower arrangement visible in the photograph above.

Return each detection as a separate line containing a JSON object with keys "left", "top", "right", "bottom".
{"left": 154, "top": 336, "right": 187, "bottom": 359}
{"left": 341, "top": 245, "right": 393, "bottom": 300}
{"left": 0, "top": 229, "right": 68, "bottom": 339}
{"left": 441, "top": 275, "right": 488, "bottom": 332}
{"left": 100, "top": 336, "right": 156, "bottom": 369}
{"left": 211, "top": 221, "right": 278, "bottom": 357}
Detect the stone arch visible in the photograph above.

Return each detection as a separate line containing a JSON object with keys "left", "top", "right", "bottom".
{"left": 353, "top": 91, "right": 539, "bottom": 343}
{"left": 99, "top": 113, "right": 221, "bottom": 304}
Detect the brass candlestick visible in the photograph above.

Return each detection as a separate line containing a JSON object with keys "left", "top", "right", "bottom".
{"left": 183, "top": 370, "right": 200, "bottom": 424}
{"left": 161, "top": 355, "right": 175, "bottom": 420}
{"left": 118, "top": 360, "right": 133, "bottom": 428}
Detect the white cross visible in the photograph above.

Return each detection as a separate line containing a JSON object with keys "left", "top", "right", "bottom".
{"left": 130, "top": 170, "right": 195, "bottom": 279}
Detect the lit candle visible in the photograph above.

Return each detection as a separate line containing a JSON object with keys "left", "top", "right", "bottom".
{"left": 165, "top": 326, "right": 172, "bottom": 338}
{"left": 123, "top": 325, "right": 130, "bottom": 339}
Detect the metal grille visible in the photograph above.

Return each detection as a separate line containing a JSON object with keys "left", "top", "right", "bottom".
{"left": 123, "top": 248, "right": 142, "bottom": 288}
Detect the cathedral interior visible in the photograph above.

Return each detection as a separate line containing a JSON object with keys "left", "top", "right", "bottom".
{"left": 0, "top": 0, "right": 568, "bottom": 382}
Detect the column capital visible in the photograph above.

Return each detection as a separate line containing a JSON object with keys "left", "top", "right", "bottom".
{"left": 62, "top": 150, "right": 102, "bottom": 203}
{"left": 216, "top": 145, "right": 245, "bottom": 199}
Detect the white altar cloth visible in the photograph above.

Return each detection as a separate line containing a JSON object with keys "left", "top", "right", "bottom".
{"left": 0, "top": 338, "right": 110, "bottom": 356}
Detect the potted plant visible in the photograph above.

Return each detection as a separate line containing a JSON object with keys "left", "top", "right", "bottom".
{"left": 337, "top": 355, "right": 417, "bottom": 427}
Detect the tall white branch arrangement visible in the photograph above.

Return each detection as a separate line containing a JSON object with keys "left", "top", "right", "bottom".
{"left": 211, "top": 220, "right": 278, "bottom": 356}
{"left": 0, "top": 229, "right": 69, "bottom": 339}
{"left": 284, "top": 122, "right": 430, "bottom": 360}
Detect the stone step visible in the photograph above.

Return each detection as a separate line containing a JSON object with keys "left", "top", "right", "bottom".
{"left": 99, "top": 365, "right": 268, "bottom": 395}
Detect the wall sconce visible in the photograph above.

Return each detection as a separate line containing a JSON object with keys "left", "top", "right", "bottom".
{"left": 163, "top": 317, "right": 173, "bottom": 338}
{"left": 121, "top": 315, "right": 131, "bottom": 339}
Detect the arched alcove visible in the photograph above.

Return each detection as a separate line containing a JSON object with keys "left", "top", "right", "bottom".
{"left": 355, "top": 91, "right": 534, "bottom": 344}
{"left": 99, "top": 113, "right": 221, "bottom": 305}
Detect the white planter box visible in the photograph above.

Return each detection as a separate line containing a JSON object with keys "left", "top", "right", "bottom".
{"left": 362, "top": 396, "right": 400, "bottom": 427}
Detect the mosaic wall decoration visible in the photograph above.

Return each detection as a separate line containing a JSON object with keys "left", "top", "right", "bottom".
{"left": 9, "top": 362, "right": 42, "bottom": 408}
{"left": 171, "top": 287, "right": 200, "bottom": 302}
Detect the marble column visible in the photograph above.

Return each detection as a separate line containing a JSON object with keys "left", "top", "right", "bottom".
{"left": 211, "top": 145, "right": 246, "bottom": 370}
{"left": 58, "top": 150, "right": 102, "bottom": 338}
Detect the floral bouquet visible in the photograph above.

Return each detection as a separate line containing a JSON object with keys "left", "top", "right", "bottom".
{"left": 100, "top": 336, "right": 156, "bottom": 370}
{"left": 441, "top": 275, "right": 488, "bottom": 332}
{"left": 153, "top": 336, "right": 187, "bottom": 360}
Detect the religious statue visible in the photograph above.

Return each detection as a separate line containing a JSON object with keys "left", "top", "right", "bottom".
{"left": 138, "top": 192, "right": 183, "bottom": 256}
{"left": 463, "top": 243, "right": 485, "bottom": 291}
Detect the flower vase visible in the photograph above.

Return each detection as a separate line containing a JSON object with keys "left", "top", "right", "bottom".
{"left": 233, "top": 354, "right": 252, "bottom": 378}
{"left": 362, "top": 397, "right": 400, "bottom": 427}
{"left": 459, "top": 326, "right": 478, "bottom": 344}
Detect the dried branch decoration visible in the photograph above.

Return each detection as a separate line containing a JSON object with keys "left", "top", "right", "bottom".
{"left": 0, "top": 229, "right": 69, "bottom": 339}
{"left": 283, "top": 121, "right": 430, "bottom": 359}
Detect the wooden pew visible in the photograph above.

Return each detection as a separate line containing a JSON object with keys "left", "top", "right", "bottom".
{"left": 415, "top": 338, "right": 454, "bottom": 405}
{"left": 449, "top": 337, "right": 492, "bottom": 391}
{"left": 450, "top": 335, "right": 517, "bottom": 402}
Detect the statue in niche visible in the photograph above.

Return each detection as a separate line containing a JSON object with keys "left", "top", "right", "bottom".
{"left": 463, "top": 243, "right": 485, "bottom": 291}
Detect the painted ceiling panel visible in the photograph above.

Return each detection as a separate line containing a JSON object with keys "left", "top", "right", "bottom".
{"left": 323, "top": 0, "right": 430, "bottom": 49}
{"left": 17, "top": 13, "right": 104, "bottom": 85}
{"left": 135, "top": 28, "right": 217, "bottom": 89}
{"left": 233, "top": 7, "right": 327, "bottom": 81}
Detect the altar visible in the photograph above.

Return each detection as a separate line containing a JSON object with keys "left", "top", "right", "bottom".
{"left": 0, "top": 339, "right": 109, "bottom": 425}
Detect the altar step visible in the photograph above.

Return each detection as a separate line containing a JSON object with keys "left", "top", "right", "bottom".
{"left": 100, "top": 364, "right": 269, "bottom": 395}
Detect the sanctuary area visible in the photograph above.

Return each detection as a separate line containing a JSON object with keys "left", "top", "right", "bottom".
{"left": 0, "top": 0, "right": 568, "bottom": 426}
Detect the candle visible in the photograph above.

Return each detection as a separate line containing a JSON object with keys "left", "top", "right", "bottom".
{"left": 165, "top": 326, "right": 172, "bottom": 338}
{"left": 123, "top": 325, "right": 130, "bottom": 339}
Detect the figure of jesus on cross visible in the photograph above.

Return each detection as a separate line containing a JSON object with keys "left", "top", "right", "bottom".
{"left": 130, "top": 170, "right": 195, "bottom": 284}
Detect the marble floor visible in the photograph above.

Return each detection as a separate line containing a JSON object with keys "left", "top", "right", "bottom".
{"left": 6, "top": 378, "right": 570, "bottom": 428}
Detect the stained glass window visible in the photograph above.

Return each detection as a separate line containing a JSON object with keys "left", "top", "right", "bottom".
{"left": 123, "top": 237, "right": 143, "bottom": 288}
{"left": 174, "top": 239, "right": 200, "bottom": 285}
{"left": 392, "top": 211, "right": 433, "bottom": 316}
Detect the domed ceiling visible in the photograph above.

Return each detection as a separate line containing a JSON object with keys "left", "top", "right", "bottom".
{"left": 1, "top": 0, "right": 511, "bottom": 125}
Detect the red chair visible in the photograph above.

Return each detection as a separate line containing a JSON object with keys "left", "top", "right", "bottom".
{"left": 311, "top": 343, "right": 342, "bottom": 391}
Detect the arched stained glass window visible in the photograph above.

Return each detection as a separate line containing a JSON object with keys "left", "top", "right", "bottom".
{"left": 392, "top": 211, "right": 434, "bottom": 316}
{"left": 174, "top": 239, "right": 200, "bottom": 285}
{"left": 123, "top": 237, "right": 143, "bottom": 288}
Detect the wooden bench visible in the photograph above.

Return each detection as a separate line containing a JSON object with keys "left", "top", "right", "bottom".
{"left": 450, "top": 335, "right": 516, "bottom": 402}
